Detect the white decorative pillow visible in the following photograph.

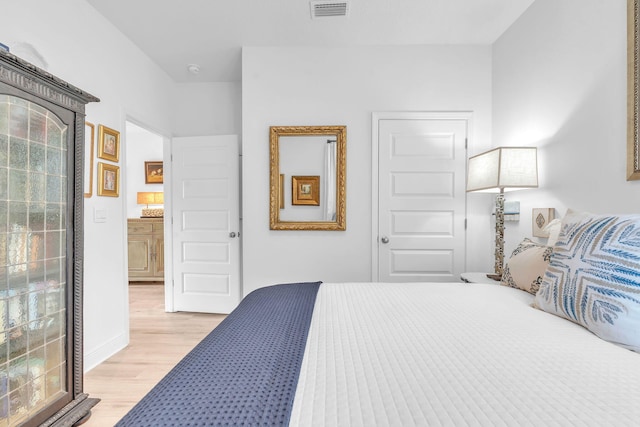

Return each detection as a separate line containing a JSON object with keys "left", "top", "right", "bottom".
{"left": 543, "top": 218, "right": 562, "bottom": 246}
{"left": 501, "top": 238, "right": 552, "bottom": 295}
{"left": 534, "top": 211, "right": 640, "bottom": 352}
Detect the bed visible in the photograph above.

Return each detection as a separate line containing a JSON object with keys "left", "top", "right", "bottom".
{"left": 116, "top": 212, "right": 640, "bottom": 426}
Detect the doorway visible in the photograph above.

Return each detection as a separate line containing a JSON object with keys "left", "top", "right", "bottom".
{"left": 372, "top": 112, "right": 469, "bottom": 282}
{"left": 124, "top": 121, "right": 165, "bottom": 287}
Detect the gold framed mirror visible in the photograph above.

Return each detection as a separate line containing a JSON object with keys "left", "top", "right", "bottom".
{"left": 270, "top": 125, "right": 346, "bottom": 230}
{"left": 628, "top": 0, "right": 640, "bottom": 180}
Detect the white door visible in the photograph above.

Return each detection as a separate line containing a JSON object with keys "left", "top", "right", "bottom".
{"left": 375, "top": 114, "right": 468, "bottom": 282}
{"left": 171, "top": 135, "right": 241, "bottom": 313}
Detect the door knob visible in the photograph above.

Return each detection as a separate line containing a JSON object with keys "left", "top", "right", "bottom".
{"left": 380, "top": 236, "right": 389, "bottom": 244}
{"left": 229, "top": 232, "right": 237, "bottom": 238}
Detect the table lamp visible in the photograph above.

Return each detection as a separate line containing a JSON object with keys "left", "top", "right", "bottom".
{"left": 466, "top": 147, "right": 538, "bottom": 280}
{"left": 137, "top": 191, "right": 164, "bottom": 217}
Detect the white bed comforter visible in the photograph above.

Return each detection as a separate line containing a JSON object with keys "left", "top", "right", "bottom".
{"left": 290, "top": 282, "right": 640, "bottom": 426}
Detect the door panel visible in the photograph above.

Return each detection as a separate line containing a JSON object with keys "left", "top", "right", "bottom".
{"left": 128, "top": 236, "right": 153, "bottom": 276}
{"left": 378, "top": 117, "right": 467, "bottom": 282}
{"left": 171, "top": 135, "right": 240, "bottom": 313}
{"left": 154, "top": 238, "right": 164, "bottom": 277}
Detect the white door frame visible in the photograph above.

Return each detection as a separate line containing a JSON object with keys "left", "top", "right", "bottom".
{"left": 371, "top": 111, "right": 473, "bottom": 281}
{"left": 120, "top": 115, "right": 172, "bottom": 318}
{"left": 163, "top": 135, "right": 174, "bottom": 311}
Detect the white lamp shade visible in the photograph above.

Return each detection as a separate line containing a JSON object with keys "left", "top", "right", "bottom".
{"left": 466, "top": 147, "right": 538, "bottom": 193}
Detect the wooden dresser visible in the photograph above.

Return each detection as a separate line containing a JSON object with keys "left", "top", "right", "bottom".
{"left": 127, "top": 218, "right": 165, "bottom": 281}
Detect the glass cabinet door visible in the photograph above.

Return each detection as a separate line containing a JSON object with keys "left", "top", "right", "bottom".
{"left": 0, "top": 94, "right": 69, "bottom": 426}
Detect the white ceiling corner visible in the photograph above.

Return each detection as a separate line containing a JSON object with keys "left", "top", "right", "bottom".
{"left": 84, "top": 0, "right": 536, "bottom": 83}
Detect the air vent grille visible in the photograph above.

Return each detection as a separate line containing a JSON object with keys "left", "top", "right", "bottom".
{"left": 310, "top": 1, "right": 350, "bottom": 18}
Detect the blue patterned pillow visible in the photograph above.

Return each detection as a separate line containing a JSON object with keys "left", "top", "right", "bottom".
{"left": 534, "top": 211, "right": 640, "bottom": 352}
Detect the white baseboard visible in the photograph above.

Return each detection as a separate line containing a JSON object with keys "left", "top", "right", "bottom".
{"left": 84, "top": 332, "right": 129, "bottom": 373}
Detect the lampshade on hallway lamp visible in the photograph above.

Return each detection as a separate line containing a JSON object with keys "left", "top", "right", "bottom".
{"left": 466, "top": 147, "right": 538, "bottom": 280}
{"left": 137, "top": 191, "right": 164, "bottom": 217}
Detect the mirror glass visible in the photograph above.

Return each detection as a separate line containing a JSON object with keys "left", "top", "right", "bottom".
{"left": 270, "top": 126, "right": 346, "bottom": 230}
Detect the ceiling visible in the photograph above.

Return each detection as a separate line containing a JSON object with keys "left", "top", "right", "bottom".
{"left": 85, "top": 0, "right": 536, "bottom": 83}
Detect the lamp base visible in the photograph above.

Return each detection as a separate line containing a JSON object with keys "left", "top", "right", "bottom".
{"left": 141, "top": 208, "right": 163, "bottom": 218}
{"left": 493, "top": 192, "right": 505, "bottom": 281}
{"left": 486, "top": 273, "right": 502, "bottom": 281}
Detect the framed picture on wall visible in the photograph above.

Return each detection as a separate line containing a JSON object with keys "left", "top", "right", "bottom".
{"left": 97, "top": 162, "right": 120, "bottom": 197}
{"left": 145, "top": 161, "right": 164, "bottom": 184}
{"left": 628, "top": 0, "right": 640, "bottom": 180}
{"left": 97, "top": 124, "right": 120, "bottom": 162}
{"left": 532, "top": 208, "right": 554, "bottom": 237}
{"left": 292, "top": 175, "right": 320, "bottom": 206}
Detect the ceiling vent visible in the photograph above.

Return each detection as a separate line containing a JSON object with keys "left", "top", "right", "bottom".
{"left": 310, "top": 1, "right": 350, "bottom": 19}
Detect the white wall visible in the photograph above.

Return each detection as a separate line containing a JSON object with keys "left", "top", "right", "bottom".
{"left": 242, "top": 46, "right": 494, "bottom": 295}
{"left": 173, "top": 82, "right": 242, "bottom": 137}
{"left": 9, "top": 0, "right": 625, "bottom": 373}
{"left": 3, "top": 0, "right": 176, "bottom": 370}
{"left": 492, "top": 0, "right": 631, "bottom": 256}
{"left": 125, "top": 122, "right": 164, "bottom": 218}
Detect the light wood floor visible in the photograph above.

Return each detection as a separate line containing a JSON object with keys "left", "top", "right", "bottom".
{"left": 82, "top": 284, "right": 226, "bottom": 426}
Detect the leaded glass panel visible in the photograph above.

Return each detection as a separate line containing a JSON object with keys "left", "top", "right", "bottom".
{"left": 0, "top": 95, "right": 68, "bottom": 425}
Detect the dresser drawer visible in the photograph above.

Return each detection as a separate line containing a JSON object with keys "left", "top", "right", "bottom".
{"left": 128, "top": 222, "right": 154, "bottom": 234}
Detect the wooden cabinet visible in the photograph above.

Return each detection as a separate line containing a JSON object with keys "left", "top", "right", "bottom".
{"left": 128, "top": 219, "right": 164, "bottom": 281}
{"left": 0, "top": 51, "right": 99, "bottom": 425}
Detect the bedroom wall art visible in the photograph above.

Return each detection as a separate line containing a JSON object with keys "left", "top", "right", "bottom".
{"left": 628, "top": 0, "right": 640, "bottom": 180}
{"left": 269, "top": 125, "right": 346, "bottom": 230}
{"left": 144, "top": 160, "right": 164, "bottom": 184}
{"left": 98, "top": 162, "right": 120, "bottom": 197}
{"left": 292, "top": 175, "right": 320, "bottom": 206}
{"left": 97, "top": 124, "right": 121, "bottom": 162}
{"left": 532, "top": 208, "right": 554, "bottom": 237}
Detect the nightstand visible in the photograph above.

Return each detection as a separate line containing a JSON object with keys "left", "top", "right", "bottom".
{"left": 460, "top": 272, "right": 500, "bottom": 284}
